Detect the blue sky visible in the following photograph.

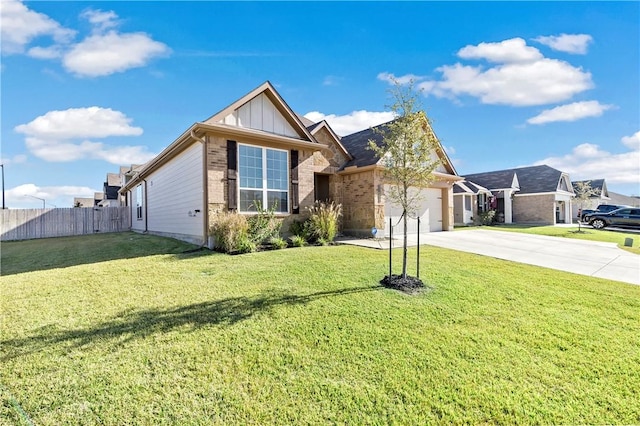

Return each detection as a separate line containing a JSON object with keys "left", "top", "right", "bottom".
{"left": 1, "top": 1, "right": 639, "bottom": 209}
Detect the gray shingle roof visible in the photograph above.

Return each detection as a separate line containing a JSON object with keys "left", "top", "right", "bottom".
{"left": 339, "top": 123, "right": 390, "bottom": 169}
{"left": 465, "top": 165, "right": 568, "bottom": 194}
{"left": 572, "top": 179, "right": 606, "bottom": 195}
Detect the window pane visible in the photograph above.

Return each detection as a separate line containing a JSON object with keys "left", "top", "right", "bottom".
{"left": 266, "top": 149, "right": 288, "bottom": 190}
{"left": 267, "top": 191, "right": 288, "bottom": 213}
{"left": 239, "top": 145, "right": 263, "bottom": 189}
{"left": 240, "top": 189, "right": 263, "bottom": 212}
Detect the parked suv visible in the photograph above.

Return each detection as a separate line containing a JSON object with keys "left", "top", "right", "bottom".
{"left": 579, "top": 204, "right": 630, "bottom": 221}
{"left": 584, "top": 207, "right": 640, "bottom": 229}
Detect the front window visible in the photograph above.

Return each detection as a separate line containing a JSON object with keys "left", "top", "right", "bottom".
{"left": 238, "top": 144, "right": 288, "bottom": 213}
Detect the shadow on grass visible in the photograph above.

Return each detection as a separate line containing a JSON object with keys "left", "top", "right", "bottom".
{"left": 1, "top": 285, "right": 382, "bottom": 360}
{"left": 0, "top": 232, "right": 209, "bottom": 276}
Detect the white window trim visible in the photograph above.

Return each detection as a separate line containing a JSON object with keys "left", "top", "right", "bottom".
{"left": 135, "top": 184, "right": 143, "bottom": 220}
{"left": 238, "top": 143, "right": 289, "bottom": 214}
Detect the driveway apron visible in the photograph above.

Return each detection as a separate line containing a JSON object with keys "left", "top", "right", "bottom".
{"left": 338, "top": 229, "right": 640, "bottom": 285}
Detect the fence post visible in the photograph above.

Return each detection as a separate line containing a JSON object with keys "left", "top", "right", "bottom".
{"left": 416, "top": 217, "right": 420, "bottom": 279}
{"left": 389, "top": 217, "right": 392, "bottom": 279}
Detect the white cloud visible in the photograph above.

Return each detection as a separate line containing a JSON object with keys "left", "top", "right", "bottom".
{"left": 527, "top": 101, "right": 614, "bottom": 125}
{"left": 458, "top": 37, "right": 543, "bottom": 63}
{"left": 63, "top": 31, "right": 170, "bottom": 77}
{"left": 1, "top": 2, "right": 169, "bottom": 77}
{"left": 379, "top": 38, "right": 594, "bottom": 107}
{"left": 534, "top": 34, "right": 593, "bottom": 54}
{"left": 0, "top": 0, "right": 76, "bottom": 54}
{"left": 304, "top": 110, "right": 396, "bottom": 136}
{"left": 622, "top": 131, "right": 640, "bottom": 150}
{"left": 27, "top": 45, "right": 63, "bottom": 59}
{"left": 80, "top": 9, "right": 119, "bottom": 33}
{"left": 1, "top": 154, "right": 28, "bottom": 165}
{"left": 533, "top": 132, "right": 640, "bottom": 186}
{"left": 377, "top": 72, "right": 425, "bottom": 85}
{"left": 7, "top": 183, "right": 98, "bottom": 208}
{"left": 15, "top": 107, "right": 156, "bottom": 165}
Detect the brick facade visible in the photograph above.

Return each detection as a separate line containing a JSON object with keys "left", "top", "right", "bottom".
{"left": 513, "top": 194, "right": 555, "bottom": 224}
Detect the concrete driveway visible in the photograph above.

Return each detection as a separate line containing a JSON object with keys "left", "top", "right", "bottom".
{"left": 337, "top": 229, "right": 640, "bottom": 285}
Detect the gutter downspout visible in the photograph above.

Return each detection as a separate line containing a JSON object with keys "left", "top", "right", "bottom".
{"left": 191, "top": 130, "right": 209, "bottom": 248}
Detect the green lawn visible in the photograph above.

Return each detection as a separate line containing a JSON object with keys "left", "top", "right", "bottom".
{"left": 1, "top": 233, "right": 639, "bottom": 424}
{"left": 458, "top": 224, "right": 640, "bottom": 254}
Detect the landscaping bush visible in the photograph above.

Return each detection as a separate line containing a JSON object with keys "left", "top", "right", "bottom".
{"left": 269, "top": 236, "right": 288, "bottom": 250}
{"left": 289, "top": 235, "right": 307, "bottom": 247}
{"left": 247, "top": 202, "right": 282, "bottom": 245}
{"left": 209, "top": 211, "right": 250, "bottom": 253}
{"left": 476, "top": 209, "right": 496, "bottom": 226}
{"left": 306, "top": 201, "right": 342, "bottom": 242}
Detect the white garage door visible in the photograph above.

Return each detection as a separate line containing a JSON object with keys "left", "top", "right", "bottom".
{"left": 384, "top": 187, "right": 443, "bottom": 237}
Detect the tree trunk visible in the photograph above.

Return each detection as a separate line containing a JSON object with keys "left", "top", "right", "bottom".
{"left": 402, "top": 209, "right": 408, "bottom": 279}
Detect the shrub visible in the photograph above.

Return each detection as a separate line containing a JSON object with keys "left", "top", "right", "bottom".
{"left": 289, "top": 235, "right": 307, "bottom": 247}
{"left": 269, "top": 236, "right": 288, "bottom": 250}
{"left": 306, "top": 201, "right": 342, "bottom": 242}
{"left": 247, "top": 202, "right": 282, "bottom": 245}
{"left": 209, "top": 211, "right": 249, "bottom": 253}
{"left": 477, "top": 210, "right": 496, "bottom": 226}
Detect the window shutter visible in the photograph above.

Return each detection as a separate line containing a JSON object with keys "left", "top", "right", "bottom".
{"left": 227, "top": 140, "right": 237, "bottom": 211}
{"left": 290, "top": 150, "right": 299, "bottom": 214}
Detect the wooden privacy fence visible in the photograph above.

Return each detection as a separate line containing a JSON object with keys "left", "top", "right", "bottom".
{"left": 1, "top": 207, "right": 130, "bottom": 241}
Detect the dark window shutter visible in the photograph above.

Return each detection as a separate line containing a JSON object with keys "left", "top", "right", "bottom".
{"left": 227, "top": 140, "right": 237, "bottom": 211}
{"left": 290, "top": 150, "right": 299, "bottom": 214}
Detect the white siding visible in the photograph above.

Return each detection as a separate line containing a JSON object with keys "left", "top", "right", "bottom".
{"left": 222, "top": 93, "right": 298, "bottom": 137}
{"left": 384, "top": 186, "right": 443, "bottom": 236}
{"left": 145, "top": 143, "right": 204, "bottom": 244}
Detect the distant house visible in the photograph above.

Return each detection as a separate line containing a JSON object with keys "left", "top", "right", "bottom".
{"left": 119, "top": 81, "right": 461, "bottom": 246}
{"left": 608, "top": 191, "right": 640, "bottom": 207}
{"left": 571, "top": 179, "right": 610, "bottom": 219}
{"left": 73, "top": 197, "right": 94, "bottom": 208}
{"left": 462, "top": 165, "right": 575, "bottom": 225}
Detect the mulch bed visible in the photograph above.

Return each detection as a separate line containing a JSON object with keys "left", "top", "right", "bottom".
{"left": 380, "top": 274, "right": 427, "bottom": 295}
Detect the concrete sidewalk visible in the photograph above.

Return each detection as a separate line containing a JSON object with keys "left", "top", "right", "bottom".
{"left": 336, "top": 229, "right": 640, "bottom": 286}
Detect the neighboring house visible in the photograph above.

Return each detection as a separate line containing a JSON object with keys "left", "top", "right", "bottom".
{"left": 608, "top": 191, "right": 640, "bottom": 207}
{"left": 119, "top": 81, "right": 461, "bottom": 246}
{"left": 73, "top": 197, "right": 94, "bottom": 208}
{"left": 97, "top": 173, "right": 123, "bottom": 207}
{"left": 452, "top": 180, "right": 492, "bottom": 225}
{"left": 571, "top": 179, "right": 610, "bottom": 220}
{"left": 462, "top": 165, "right": 575, "bottom": 225}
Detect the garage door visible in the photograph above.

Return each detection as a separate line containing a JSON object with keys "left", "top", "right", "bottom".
{"left": 384, "top": 187, "right": 443, "bottom": 237}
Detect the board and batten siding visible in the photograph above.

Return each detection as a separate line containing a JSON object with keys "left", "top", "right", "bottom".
{"left": 222, "top": 93, "right": 298, "bottom": 138}
{"left": 144, "top": 143, "right": 205, "bottom": 245}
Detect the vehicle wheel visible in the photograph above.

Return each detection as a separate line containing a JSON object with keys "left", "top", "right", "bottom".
{"left": 591, "top": 219, "right": 606, "bottom": 229}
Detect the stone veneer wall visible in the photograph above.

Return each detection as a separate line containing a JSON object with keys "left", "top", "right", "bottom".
{"left": 513, "top": 194, "right": 555, "bottom": 224}
{"left": 204, "top": 133, "right": 337, "bottom": 235}
{"left": 339, "top": 169, "right": 384, "bottom": 236}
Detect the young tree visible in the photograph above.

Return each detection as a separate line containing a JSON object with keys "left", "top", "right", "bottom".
{"left": 573, "top": 180, "right": 600, "bottom": 232}
{"left": 368, "top": 80, "right": 441, "bottom": 279}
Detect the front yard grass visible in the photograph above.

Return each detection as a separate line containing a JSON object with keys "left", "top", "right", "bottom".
{"left": 459, "top": 224, "right": 640, "bottom": 254}
{"left": 1, "top": 233, "right": 639, "bottom": 424}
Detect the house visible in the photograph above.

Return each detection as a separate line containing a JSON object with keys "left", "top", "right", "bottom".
{"left": 462, "top": 165, "right": 575, "bottom": 225}
{"left": 452, "top": 180, "right": 492, "bottom": 225}
{"left": 119, "top": 81, "right": 460, "bottom": 246}
{"left": 571, "top": 179, "right": 610, "bottom": 220}
{"left": 73, "top": 197, "right": 94, "bottom": 208}
{"left": 96, "top": 173, "right": 123, "bottom": 207}
{"left": 608, "top": 191, "right": 640, "bottom": 207}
